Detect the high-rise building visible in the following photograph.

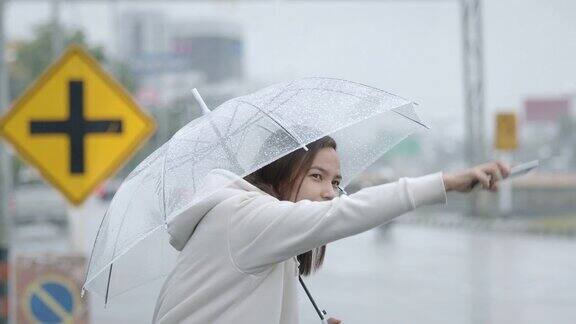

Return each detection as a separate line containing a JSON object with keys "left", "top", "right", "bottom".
{"left": 171, "top": 20, "right": 243, "bottom": 84}
{"left": 117, "top": 11, "right": 169, "bottom": 61}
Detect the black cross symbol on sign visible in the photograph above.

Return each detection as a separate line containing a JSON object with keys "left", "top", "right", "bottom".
{"left": 29, "top": 80, "right": 123, "bottom": 174}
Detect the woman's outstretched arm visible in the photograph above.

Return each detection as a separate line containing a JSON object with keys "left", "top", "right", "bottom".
{"left": 227, "top": 172, "right": 447, "bottom": 275}
{"left": 227, "top": 161, "right": 509, "bottom": 275}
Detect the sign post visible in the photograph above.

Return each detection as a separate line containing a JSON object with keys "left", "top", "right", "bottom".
{"left": 495, "top": 112, "right": 518, "bottom": 215}
{"left": 0, "top": 1, "right": 12, "bottom": 323}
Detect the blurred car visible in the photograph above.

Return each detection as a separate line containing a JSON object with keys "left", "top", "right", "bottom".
{"left": 17, "top": 166, "right": 43, "bottom": 185}
{"left": 95, "top": 178, "right": 123, "bottom": 201}
{"left": 14, "top": 184, "right": 68, "bottom": 226}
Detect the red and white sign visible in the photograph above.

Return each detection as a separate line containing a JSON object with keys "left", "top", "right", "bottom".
{"left": 524, "top": 97, "right": 571, "bottom": 122}
{"left": 15, "top": 254, "right": 88, "bottom": 324}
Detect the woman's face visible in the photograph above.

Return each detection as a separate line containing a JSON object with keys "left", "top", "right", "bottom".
{"left": 290, "top": 147, "right": 342, "bottom": 202}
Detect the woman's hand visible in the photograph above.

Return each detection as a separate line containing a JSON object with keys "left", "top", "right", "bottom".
{"left": 442, "top": 161, "right": 511, "bottom": 193}
{"left": 327, "top": 317, "right": 342, "bottom": 324}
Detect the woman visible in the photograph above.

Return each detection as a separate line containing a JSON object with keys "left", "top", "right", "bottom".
{"left": 152, "top": 135, "right": 510, "bottom": 324}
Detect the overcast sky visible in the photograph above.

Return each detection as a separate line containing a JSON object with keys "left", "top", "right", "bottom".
{"left": 5, "top": 0, "right": 576, "bottom": 138}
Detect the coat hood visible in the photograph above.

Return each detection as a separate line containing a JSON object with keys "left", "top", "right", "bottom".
{"left": 166, "top": 169, "right": 267, "bottom": 251}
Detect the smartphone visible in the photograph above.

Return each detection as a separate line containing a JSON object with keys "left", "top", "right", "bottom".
{"left": 507, "top": 160, "right": 539, "bottom": 179}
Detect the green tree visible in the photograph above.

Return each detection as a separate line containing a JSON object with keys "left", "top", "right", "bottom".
{"left": 8, "top": 22, "right": 136, "bottom": 101}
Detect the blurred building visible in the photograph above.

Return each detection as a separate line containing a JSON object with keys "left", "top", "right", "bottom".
{"left": 517, "top": 96, "right": 574, "bottom": 171}
{"left": 118, "top": 11, "right": 170, "bottom": 62}
{"left": 171, "top": 21, "right": 243, "bottom": 84}
{"left": 117, "top": 11, "right": 245, "bottom": 109}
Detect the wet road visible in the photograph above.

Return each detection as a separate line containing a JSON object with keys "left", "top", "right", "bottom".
{"left": 297, "top": 224, "right": 576, "bottom": 324}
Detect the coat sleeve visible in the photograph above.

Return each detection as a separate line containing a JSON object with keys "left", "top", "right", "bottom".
{"left": 227, "top": 172, "right": 448, "bottom": 275}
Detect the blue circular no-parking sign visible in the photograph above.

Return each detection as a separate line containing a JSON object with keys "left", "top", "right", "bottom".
{"left": 24, "top": 276, "right": 78, "bottom": 323}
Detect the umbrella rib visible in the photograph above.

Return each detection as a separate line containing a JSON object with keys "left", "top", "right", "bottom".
{"left": 191, "top": 169, "right": 196, "bottom": 193}
{"left": 82, "top": 207, "right": 111, "bottom": 296}
{"left": 164, "top": 138, "right": 214, "bottom": 173}
{"left": 83, "top": 224, "right": 166, "bottom": 293}
{"left": 104, "top": 263, "right": 113, "bottom": 306}
{"left": 305, "top": 76, "right": 411, "bottom": 103}
{"left": 160, "top": 144, "right": 168, "bottom": 221}
{"left": 96, "top": 162, "right": 159, "bottom": 301}
{"left": 176, "top": 138, "right": 215, "bottom": 145}
{"left": 236, "top": 99, "right": 309, "bottom": 151}
{"left": 391, "top": 109, "right": 430, "bottom": 129}
{"left": 269, "top": 88, "right": 303, "bottom": 113}
{"left": 85, "top": 164, "right": 160, "bottom": 299}
{"left": 223, "top": 103, "right": 241, "bottom": 138}
{"left": 124, "top": 147, "right": 165, "bottom": 182}
{"left": 219, "top": 100, "right": 291, "bottom": 144}
{"left": 222, "top": 80, "right": 299, "bottom": 135}
{"left": 207, "top": 117, "right": 245, "bottom": 173}
{"left": 234, "top": 126, "right": 251, "bottom": 157}
{"left": 214, "top": 106, "right": 266, "bottom": 141}
{"left": 256, "top": 124, "right": 278, "bottom": 136}
{"left": 163, "top": 144, "right": 221, "bottom": 173}
{"left": 259, "top": 79, "right": 298, "bottom": 109}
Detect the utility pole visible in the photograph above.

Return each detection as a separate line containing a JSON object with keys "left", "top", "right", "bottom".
{"left": 0, "top": 0, "right": 12, "bottom": 322}
{"left": 51, "top": 0, "right": 64, "bottom": 58}
{"left": 461, "top": 5, "right": 490, "bottom": 324}
{"left": 461, "top": 0, "right": 487, "bottom": 216}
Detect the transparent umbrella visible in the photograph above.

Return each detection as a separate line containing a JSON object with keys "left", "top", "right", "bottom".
{"left": 82, "top": 77, "right": 429, "bottom": 303}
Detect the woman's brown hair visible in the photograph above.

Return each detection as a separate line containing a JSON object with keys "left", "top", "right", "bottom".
{"left": 244, "top": 135, "right": 337, "bottom": 276}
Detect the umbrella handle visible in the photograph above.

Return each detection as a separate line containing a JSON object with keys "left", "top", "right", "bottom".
{"left": 321, "top": 310, "right": 330, "bottom": 323}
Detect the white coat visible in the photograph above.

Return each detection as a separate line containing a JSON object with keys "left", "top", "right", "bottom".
{"left": 152, "top": 169, "right": 447, "bottom": 323}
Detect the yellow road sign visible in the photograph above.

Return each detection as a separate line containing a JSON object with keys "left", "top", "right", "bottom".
{"left": 495, "top": 112, "right": 518, "bottom": 151}
{"left": 0, "top": 45, "right": 155, "bottom": 205}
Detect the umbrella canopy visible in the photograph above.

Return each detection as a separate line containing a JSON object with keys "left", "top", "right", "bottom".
{"left": 83, "top": 77, "right": 429, "bottom": 302}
